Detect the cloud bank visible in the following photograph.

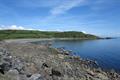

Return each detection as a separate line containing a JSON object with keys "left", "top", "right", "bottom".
{"left": 0, "top": 25, "right": 34, "bottom": 30}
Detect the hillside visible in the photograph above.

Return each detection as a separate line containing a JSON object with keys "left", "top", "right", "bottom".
{"left": 0, "top": 30, "right": 99, "bottom": 40}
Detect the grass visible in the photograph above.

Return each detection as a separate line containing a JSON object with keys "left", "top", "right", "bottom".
{"left": 0, "top": 30, "right": 99, "bottom": 40}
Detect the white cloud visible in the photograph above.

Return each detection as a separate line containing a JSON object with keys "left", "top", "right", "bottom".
{"left": 9, "top": 25, "right": 25, "bottom": 30}
{"left": 81, "top": 31, "right": 87, "bottom": 34}
{"left": 0, "top": 25, "right": 35, "bottom": 30}
{"left": 50, "top": 0, "right": 86, "bottom": 15}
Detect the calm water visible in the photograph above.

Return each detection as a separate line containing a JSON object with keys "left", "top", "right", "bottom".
{"left": 34, "top": 38, "right": 120, "bottom": 72}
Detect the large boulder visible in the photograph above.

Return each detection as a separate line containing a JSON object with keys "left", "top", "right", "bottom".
{"left": 29, "top": 73, "right": 44, "bottom": 80}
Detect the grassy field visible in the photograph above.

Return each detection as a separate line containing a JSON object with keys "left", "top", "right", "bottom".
{"left": 0, "top": 30, "right": 99, "bottom": 40}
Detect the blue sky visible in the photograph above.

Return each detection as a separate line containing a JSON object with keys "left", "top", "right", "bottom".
{"left": 0, "top": 0, "right": 120, "bottom": 37}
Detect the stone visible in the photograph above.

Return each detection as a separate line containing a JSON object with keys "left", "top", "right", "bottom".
{"left": 41, "top": 63, "right": 49, "bottom": 69}
{"left": 0, "top": 42, "right": 119, "bottom": 80}
{"left": 19, "top": 75, "right": 29, "bottom": 80}
{"left": 24, "top": 63, "right": 38, "bottom": 75}
{"left": 0, "top": 63, "right": 11, "bottom": 74}
{"left": 58, "top": 54, "right": 64, "bottom": 59}
{"left": 12, "top": 59, "right": 24, "bottom": 71}
{"left": 29, "top": 73, "right": 43, "bottom": 80}
{"left": 51, "top": 69, "right": 62, "bottom": 77}
{"left": 6, "top": 69, "right": 20, "bottom": 80}
{"left": 96, "top": 73, "right": 109, "bottom": 80}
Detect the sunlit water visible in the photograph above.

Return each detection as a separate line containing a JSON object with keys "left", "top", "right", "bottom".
{"left": 34, "top": 38, "right": 120, "bottom": 72}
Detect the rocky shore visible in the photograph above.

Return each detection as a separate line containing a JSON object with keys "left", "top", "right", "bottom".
{"left": 0, "top": 41, "right": 120, "bottom": 80}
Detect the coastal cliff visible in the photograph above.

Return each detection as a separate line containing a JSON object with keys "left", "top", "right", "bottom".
{"left": 0, "top": 41, "right": 119, "bottom": 80}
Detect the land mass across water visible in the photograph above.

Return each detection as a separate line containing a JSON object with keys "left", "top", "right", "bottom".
{"left": 0, "top": 30, "right": 100, "bottom": 40}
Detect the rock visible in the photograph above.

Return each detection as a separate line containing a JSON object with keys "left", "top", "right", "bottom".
{"left": 12, "top": 58, "right": 24, "bottom": 73}
{"left": 96, "top": 73, "right": 109, "bottom": 80}
{"left": 0, "top": 52, "right": 4, "bottom": 55}
{"left": 19, "top": 75, "right": 29, "bottom": 80}
{"left": 26, "top": 74, "right": 32, "bottom": 78}
{"left": 41, "top": 63, "right": 49, "bottom": 69}
{"left": 0, "top": 42, "right": 120, "bottom": 80}
{"left": 87, "top": 70, "right": 95, "bottom": 76}
{"left": 7, "top": 69, "right": 19, "bottom": 75}
{"left": 0, "top": 48, "right": 12, "bottom": 74}
{"left": 57, "top": 48, "right": 70, "bottom": 55}
{"left": 24, "top": 63, "right": 38, "bottom": 75}
{"left": 0, "top": 68, "right": 4, "bottom": 74}
{"left": 58, "top": 54, "right": 64, "bottom": 59}
{"left": 0, "top": 63, "right": 11, "bottom": 74}
{"left": 6, "top": 69, "right": 20, "bottom": 80}
{"left": 29, "top": 73, "right": 43, "bottom": 80}
{"left": 51, "top": 68, "right": 62, "bottom": 77}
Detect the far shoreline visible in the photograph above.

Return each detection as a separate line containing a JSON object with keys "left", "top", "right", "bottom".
{"left": 4, "top": 38, "right": 103, "bottom": 43}
{"left": 4, "top": 37, "right": 116, "bottom": 43}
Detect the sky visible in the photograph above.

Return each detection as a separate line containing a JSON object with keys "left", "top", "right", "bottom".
{"left": 0, "top": 0, "right": 120, "bottom": 37}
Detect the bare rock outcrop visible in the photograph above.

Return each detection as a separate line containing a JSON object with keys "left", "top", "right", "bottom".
{"left": 0, "top": 42, "right": 120, "bottom": 80}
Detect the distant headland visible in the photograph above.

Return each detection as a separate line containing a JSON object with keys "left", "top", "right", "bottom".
{"left": 0, "top": 30, "right": 100, "bottom": 40}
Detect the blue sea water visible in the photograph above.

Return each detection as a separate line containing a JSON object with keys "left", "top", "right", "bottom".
{"left": 51, "top": 38, "right": 120, "bottom": 72}
{"left": 33, "top": 38, "right": 120, "bottom": 72}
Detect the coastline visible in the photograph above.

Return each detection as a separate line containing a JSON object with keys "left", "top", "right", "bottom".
{"left": 0, "top": 40, "right": 120, "bottom": 80}
{"left": 4, "top": 38, "right": 100, "bottom": 43}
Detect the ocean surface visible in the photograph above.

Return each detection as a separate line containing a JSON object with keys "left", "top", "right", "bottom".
{"left": 34, "top": 38, "right": 120, "bottom": 72}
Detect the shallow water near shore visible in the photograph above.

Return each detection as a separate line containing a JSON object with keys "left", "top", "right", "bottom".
{"left": 34, "top": 38, "right": 120, "bottom": 73}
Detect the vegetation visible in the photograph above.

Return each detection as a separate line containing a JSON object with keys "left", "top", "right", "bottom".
{"left": 0, "top": 30, "right": 99, "bottom": 39}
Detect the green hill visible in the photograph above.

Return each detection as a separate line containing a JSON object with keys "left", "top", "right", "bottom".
{"left": 0, "top": 30, "right": 99, "bottom": 40}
